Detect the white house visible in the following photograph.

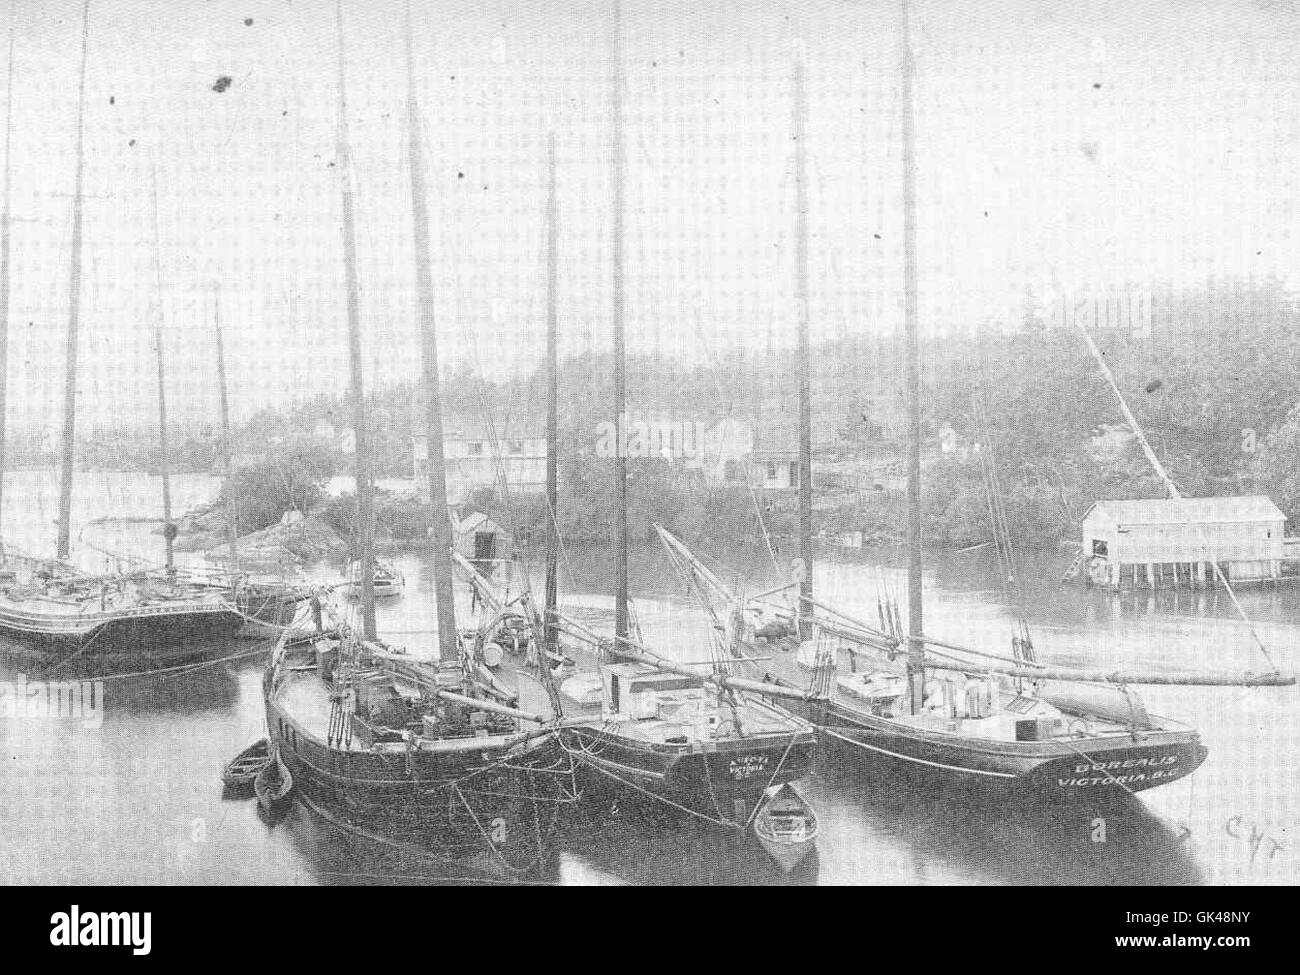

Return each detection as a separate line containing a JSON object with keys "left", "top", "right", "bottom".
{"left": 413, "top": 429, "right": 546, "bottom": 506}
{"left": 751, "top": 449, "right": 802, "bottom": 490}
{"left": 699, "top": 418, "right": 756, "bottom": 482}
{"left": 744, "top": 417, "right": 813, "bottom": 492}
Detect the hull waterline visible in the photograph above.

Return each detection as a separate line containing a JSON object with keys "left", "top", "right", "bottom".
{"left": 807, "top": 700, "right": 1207, "bottom": 800}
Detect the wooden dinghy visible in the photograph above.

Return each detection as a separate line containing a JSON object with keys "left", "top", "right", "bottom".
{"left": 222, "top": 738, "right": 271, "bottom": 792}
{"left": 344, "top": 560, "right": 404, "bottom": 599}
{"left": 753, "top": 782, "right": 818, "bottom": 874}
{"left": 254, "top": 745, "right": 294, "bottom": 815}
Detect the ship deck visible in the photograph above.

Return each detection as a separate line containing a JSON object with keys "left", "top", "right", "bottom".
{"left": 277, "top": 670, "right": 352, "bottom": 746}
{"left": 769, "top": 652, "right": 1169, "bottom": 745}
{"left": 880, "top": 707, "right": 1135, "bottom": 743}
{"left": 275, "top": 660, "right": 552, "bottom": 754}
{"left": 562, "top": 685, "right": 810, "bottom": 746}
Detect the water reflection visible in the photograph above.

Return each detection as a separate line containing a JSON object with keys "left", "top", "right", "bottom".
{"left": 813, "top": 747, "right": 1201, "bottom": 885}
{"left": 0, "top": 634, "right": 258, "bottom": 710}
{"left": 266, "top": 799, "right": 565, "bottom": 886}
{"left": 1, "top": 482, "right": 1295, "bottom": 883}
{"left": 553, "top": 801, "right": 819, "bottom": 885}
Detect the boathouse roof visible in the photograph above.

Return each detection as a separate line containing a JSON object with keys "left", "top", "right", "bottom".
{"left": 456, "top": 511, "right": 498, "bottom": 534}
{"left": 1082, "top": 496, "right": 1285, "bottom": 526}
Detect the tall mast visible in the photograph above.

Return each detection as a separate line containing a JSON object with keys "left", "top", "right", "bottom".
{"left": 55, "top": 0, "right": 91, "bottom": 561}
{"left": 211, "top": 284, "right": 239, "bottom": 576}
{"left": 403, "top": 0, "right": 456, "bottom": 660}
{"left": 792, "top": 45, "right": 813, "bottom": 637}
{"left": 543, "top": 131, "right": 559, "bottom": 652}
{"left": 610, "top": 0, "right": 628, "bottom": 647}
{"left": 335, "top": 0, "right": 376, "bottom": 638}
{"left": 0, "top": 8, "right": 14, "bottom": 554}
{"left": 149, "top": 168, "right": 173, "bottom": 572}
{"left": 900, "top": 0, "right": 924, "bottom": 713}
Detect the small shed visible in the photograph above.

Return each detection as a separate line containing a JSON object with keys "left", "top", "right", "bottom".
{"left": 1080, "top": 496, "right": 1285, "bottom": 590}
{"left": 452, "top": 511, "right": 511, "bottom": 563}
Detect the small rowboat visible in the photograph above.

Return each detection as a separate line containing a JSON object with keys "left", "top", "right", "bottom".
{"left": 753, "top": 782, "right": 818, "bottom": 874}
{"left": 254, "top": 746, "right": 294, "bottom": 816}
{"left": 344, "top": 560, "right": 404, "bottom": 599}
{"left": 222, "top": 738, "right": 271, "bottom": 792}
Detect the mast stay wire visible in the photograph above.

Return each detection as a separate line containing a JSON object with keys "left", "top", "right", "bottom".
{"left": 445, "top": 203, "right": 586, "bottom": 621}
{"left": 685, "top": 309, "right": 781, "bottom": 585}
{"left": 1073, "top": 323, "right": 1280, "bottom": 676}
{"left": 678, "top": 140, "right": 803, "bottom": 592}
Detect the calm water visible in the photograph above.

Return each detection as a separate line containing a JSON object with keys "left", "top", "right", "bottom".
{"left": 1, "top": 471, "right": 1296, "bottom": 885}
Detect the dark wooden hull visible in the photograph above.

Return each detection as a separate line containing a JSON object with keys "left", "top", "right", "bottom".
{"left": 744, "top": 645, "right": 1208, "bottom": 802}
{"left": 560, "top": 725, "right": 818, "bottom": 827}
{"left": 264, "top": 693, "right": 575, "bottom": 876}
{"left": 802, "top": 698, "right": 1207, "bottom": 800}
{"left": 0, "top": 605, "right": 244, "bottom": 667}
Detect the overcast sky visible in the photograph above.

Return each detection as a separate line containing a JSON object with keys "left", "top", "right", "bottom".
{"left": 4, "top": 0, "right": 1298, "bottom": 436}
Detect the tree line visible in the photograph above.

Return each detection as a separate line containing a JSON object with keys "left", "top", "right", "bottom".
{"left": 213, "top": 276, "right": 1300, "bottom": 549}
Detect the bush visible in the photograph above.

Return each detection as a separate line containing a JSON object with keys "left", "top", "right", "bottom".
{"left": 218, "top": 439, "right": 333, "bottom": 533}
{"left": 321, "top": 490, "right": 435, "bottom": 543}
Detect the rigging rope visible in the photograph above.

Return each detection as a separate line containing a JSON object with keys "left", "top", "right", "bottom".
{"left": 686, "top": 311, "right": 782, "bottom": 580}
{"left": 41, "top": 638, "right": 276, "bottom": 683}
{"left": 557, "top": 732, "right": 742, "bottom": 831}
{"left": 971, "top": 389, "right": 1019, "bottom": 589}
{"left": 1072, "top": 324, "right": 1281, "bottom": 675}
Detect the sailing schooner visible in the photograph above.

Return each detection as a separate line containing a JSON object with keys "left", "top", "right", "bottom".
{"left": 0, "top": 1, "right": 246, "bottom": 666}
{"left": 261, "top": 0, "right": 572, "bottom": 876}
{"left": 654, "top": 4, "right": 1289, "bottom": 802}
{"left": 549, "top": 0, "right": 818, "bottom": 830}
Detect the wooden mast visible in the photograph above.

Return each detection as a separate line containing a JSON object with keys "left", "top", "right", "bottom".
{"left": 334, "top": 0, "right": 376, "bottom": 639}
{"left": 610, "top": 0, "right": 628, "bottom": 648}
{"left": 543, "top": 130, "right": 559, "bottom": 653}
{"left": 900, "top": 0, "right": 925, "bottom": 713}
{"left": 55, "top": 0, "right": 91, "bottom": 561}
{"left": 212, "top": 284, "right": 239, "bottom": 576}
{"left": 149, "top": 167, "right": 173, "bottom": 573}
{"left": 0, "top": 8, "right": 14, "bottom": 555}
{"left": 403, "top": 0, "right": 456, "bottom": 661}
{"left": 792, "top": 44, "right": 813, "bottom": 638}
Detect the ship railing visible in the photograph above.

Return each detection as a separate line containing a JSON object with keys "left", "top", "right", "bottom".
{"left": 0, "top": 600, "right": 237, "bottom": 632}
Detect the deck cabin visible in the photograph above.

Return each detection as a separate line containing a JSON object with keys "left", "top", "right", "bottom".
{"left": 1081, "top": 495, "right": 1286, "bottom": 590}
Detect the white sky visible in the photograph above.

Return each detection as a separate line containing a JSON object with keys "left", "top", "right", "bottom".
{"left": 4, "top": 0, "right": 1299, "bottom": 435}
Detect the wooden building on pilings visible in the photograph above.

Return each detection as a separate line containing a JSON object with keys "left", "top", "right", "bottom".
{"left": 1081, "top": 496, "right": 1287, "bottom": 591}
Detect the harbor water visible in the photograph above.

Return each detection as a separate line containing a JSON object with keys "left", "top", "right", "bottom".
{"left": 1, "top": 472, "right": 1295, "bottom": 885}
